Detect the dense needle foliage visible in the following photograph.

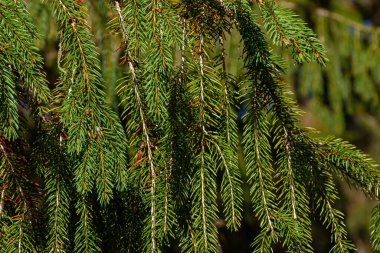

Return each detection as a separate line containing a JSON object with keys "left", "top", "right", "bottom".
{"left": 0, "top": 0, "right": 379, "bottom": 252}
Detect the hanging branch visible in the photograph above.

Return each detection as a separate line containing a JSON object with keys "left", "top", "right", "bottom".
{"left": 217, "top": 34, "right": 243, "bottom": 231}
{"left": 50, "top": 0, "right": 127, "bottom": 251}
{"left": 0, "top": 0, "right": 379, "bottom": 252}
{"left": 51, "top": 0, "right": 127, "bottom": 202}
{"left": 0, "top": 138, "right": 35, "bottom": 252}
{"left": 0, "top": 0, "right": 51, "bottom": 140}
{"left": 34, "top": 125, "right": 72, "bottom": 253}
{"left": 255, "top": 0, "right": 327, "bottom": 64}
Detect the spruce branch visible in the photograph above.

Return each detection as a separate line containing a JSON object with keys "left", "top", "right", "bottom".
{"left": 232, "top": 1, "right": 313, "bottom": 250}
{"left": 179, "top": 2, "right": 233, "bottom": 250}
{"left": 371, "top": 205, "right": 380, "bottom": 251}
{"left": 0, "top": 1, "right": 51, "bottom": 104}
{"left": 112, "top": 1, "right": 171, "bottom": 250}
{"left": 242, "top": 101, "right": 278, "bottom": 251}
{"left": 294, "top": 138, "right": 356, "bottom": 252}
{"left": 74, "top": 196, "right": 101, "bottom": 253}
{"left": 317, "top": 137, "right": 380, "bottom": 199}
{"left": 316, "top": 172, "right": 356, "bottom": 253}
{"left": 0, "top": 0, "right": 51, "bottom": 141}
{"left": 0, "top": 65, "right": 18, "bottom": 140}
{"left": 218, "top": 36, "right": 243, "bottom": 231}
{"left": 0, "top": 138, "right": 36, "bottom": 252}
{"left": 272, "top": 123, "right": 313, "bottom": 252}
{"left": 255, "top": 0, "right": 327, "bottom": 65}
{"left": 51, "top": 0, "right": 127, "bottom": 204}
{"left": 34, "top": 125, "right": 72, "bottom": 253}
{"left": 0, "top": 0, "right": 379, "bottom": 252}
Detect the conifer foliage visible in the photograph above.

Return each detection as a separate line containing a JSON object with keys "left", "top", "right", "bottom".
{"left": 0, "top": 0, "right": 379, "bottom": 252}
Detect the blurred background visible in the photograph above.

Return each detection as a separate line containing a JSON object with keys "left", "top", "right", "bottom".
{"left": 28, "top": 0, "right": 380, "bottom": 251}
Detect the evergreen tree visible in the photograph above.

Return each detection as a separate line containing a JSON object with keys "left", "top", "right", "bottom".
{"left": 0, "top": 0, "right": 379, "bottom": 252}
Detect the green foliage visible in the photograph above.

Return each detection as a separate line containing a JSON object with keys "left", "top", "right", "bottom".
{"left": 0, "top": 0, "right": 51, "bottom": 140}
{"left": 257, "top": 0, "right": 327, "bottom": 65}
{"left": 0, "top": 137, "right": 37, "bottom": 252}
{"left": 280, "top": 2, "right": 380, "bottom": 133}
{"left": 0, "top": 0, "right": 379, "bottom": 252}
{"left": 371, "top": 204, "right": 380, "bottom": 251}
{"left": 34, "top": 126, "right": 73, "bottom": 253}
